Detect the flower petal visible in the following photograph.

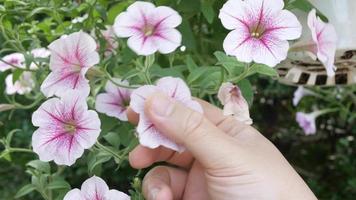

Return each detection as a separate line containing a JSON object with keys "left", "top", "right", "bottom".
{"left": 223, "top": 29, "right": 253, "bottom": 63}
{"left": 137, "top": 117, "right": 184, "bottom": 152}
{"left": 265, "top": 10, "right": 302, "bottom": 40}
{"left": 63, "top": 189, "right": 85, "bottom": 200}
{"left": 96, "top": 93, "right": 128, "bottom": 121}
{"left": 156, "top": 77, "right": 191, "bottom": 102}
{"left": 154, "top": 29, "right": 182, "bottom": 54}
{"left": 246, "top": 0, "right": 284, "bottom": 15}
{"left": 81, "top": 176, "right": 109, "bottom": 200}
{"left": 128, "top": 34, "right": 159, "bottom": 56}
{"left": 113, "top": 11, "right": 143, "bottom": 38}
{"left": 130, "top": 85, "right": 158, "bottom": 114}
{"left": 105, "top": 190, "right": 131, "bottom": 200}
{"left": 0, "top": 53, "right": 25, "bottom": 71}
{"left": 75, "top": 110, "right": 101, "bottom": 148}
{"left": 40, "top": 70, "right": 90, "bottom": 98}
{"left": 219, "top": 0, "right": 247, "bottom": 30}
{"left": 151, "top": 6, "right": 182, "bottom": 28}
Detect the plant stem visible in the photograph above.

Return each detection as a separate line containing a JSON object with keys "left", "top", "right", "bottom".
{"left": 95, "top": 141, "right": 122, "bottom": 160}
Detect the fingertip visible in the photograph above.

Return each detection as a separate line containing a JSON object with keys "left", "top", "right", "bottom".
{"left": 129, "top": 145, "right": 160, "bottom": 169}
{"left": 127, "top": 107, "right": 139, "bottom": 125}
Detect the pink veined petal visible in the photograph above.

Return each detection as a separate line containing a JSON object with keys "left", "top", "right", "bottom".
{"left": 63, "top": 189, "right": 85, "bottom": 200}
{"left": 113, "top": 11, "right": 143, "bottom": 38}
{"left": 0, "top": 53, "right": 25, "bottom": 71}
{"left": 137, "top": 116, "right": 184, "bottom": 152}
{"left": 218, "top": 0, "right": 247, "bottom": 30}
{"left": 48, "top": 31, "right": 99, "bottom": 71}
{"left": 150, "top": 6, "right": 182, "bottom": 28}
{"left": 32, "top": 98, "right": 63, "bottom": 127}
{"left": 154, "top": 28, "right": 182, "bottom": 54}
{"left": 105, "top": 190, "right": 131, "bottom": 200}
{"left": 40, "top": 70, "right": 90, "bottom": 98}
{"left": 217, "top": 82, "right": 235, "bottom": 105}
{"left": 96, "top": 93, "right": 128, "bottom": 121}
{"left": 130, "top": 85, "right": 158, "bottom": 114}
{"left": 252, "top": 33, "right": 290, "bottom": 67}
{"left": 223, "top": 29, "right": 253, "bottom": 63}
{"left": 81, "top": 176, "right": 109, "bottom": 200}
{"left": 114, "top": 1, "right": 155, "bottom": 38}
{"left": 127, "top": 34, "right": 158, "bottom": 56}
{"left": 245, "top": 0, "right": 285, "bottom": 16}
{"left": 156, "top": 77, "right": 191, "bottom": 102}
{"left": 75, "top": 110, "right": 101, "bottom": 148}
{"left": 53, "top": 134, "right": 84, "bottom": 166}
{"left": 265, "top": 10, "right": 302, "bottom": 41}
{"left": 105, "top": 79, "right": 129, "bottom": 94}
{"left": 32, "top": 128, "right": 59, "bottom": 162}
{"left": 308, "top": 9, "right": 337, "bottom": 77}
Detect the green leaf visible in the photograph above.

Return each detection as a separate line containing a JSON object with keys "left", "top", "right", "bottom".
{"left": 107, "top": 2, "right": 130, "bottom": 24}
{"left": 247, "top": 64, "right": 279, "bottom": 77}
{"left": 178, "top": 20, "right": 197, "bottom": 50}
{"left": 237, "top": 79, "right": 254, "bottom": 106}
{"left": 12, "top": 69, "right": 23, "bottom": 83}
{"left": 27, "top": 160, "right": 50, "bottom": 174}
{"left": 104, "top": 132, "right": 121, "bottom": 148}
{"left": 201, "top": 1, "right": 215, "bottom": 24}
{"left": 87, "top": 151, "right": 112, "bottom": 174}
{"left": 15, "top": 184, "right": 36, "bottom": 198}
{"left": 214, "top": 51, "right": 244, "bottom": 75}
{"left": 47, "top": 180, "right": 71, "bottom": 190}
{"left": 288, "top": 0, "right": 328, "bottom": 22}
{"left": 185, "top": 55, "right": 198, "bottom": 72}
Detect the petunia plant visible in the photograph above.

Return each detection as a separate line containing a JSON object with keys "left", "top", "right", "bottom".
{"left": 0, "top": 0, "right": 354, "bottom": 199}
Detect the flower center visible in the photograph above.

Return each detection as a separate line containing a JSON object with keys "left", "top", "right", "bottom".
{"left": 250, "top": 25, "right": 265, "bottom": 39}
{"left": 64, "top": 122, "right": 77, "bottom": 134}
{"left": 142, "top": 25, "right": 155, "bottom": 36}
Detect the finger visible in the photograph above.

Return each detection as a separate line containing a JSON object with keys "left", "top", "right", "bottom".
{"left": 145, "top": 93, "right": 240, "bottom": 169}
{"left": 129, "top": 145, "right": 193, "bottom": 169}
{"left": 183, "top": 161, "right": 210, "bottom": 200}
{"left": 127, "top": 107, "right": 139, "bottom": 125}
{"left": 143, "top": 166, "right": 188, "bottom": 200}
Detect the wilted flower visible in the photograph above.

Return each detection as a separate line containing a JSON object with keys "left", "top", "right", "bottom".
{"left": 5, "top": 72, "right": 35, "bottom": 95}
{"left": 219, "top": 0, "right": 302, "bottom": 67}
{"left": 31, "top": 92, "right": 101, "bottom": 166}
{"left": 293, "top": 86, "right": 316, "bottom": 106}
{"left": 130, "top": 77, "right": 202, "bottom": 152}
{"left": 0, "top": 104, "right": 15, "bottom": 112}
{"left": 64, "top": 176, "right": 130, "bottom": 200}
{"left": 95, "top": 79, "right": 132, "bottom": 121}
{"left": 0, "top": 53, "right": 25, "bottom": 71}
{"left": 218, "top": 82, "right": 253, "bottom": 125}
{"left": 113, "top": 1, "right": 182, "bottom": 56}
{"left": 296, "top": 112, "right": 318, "bottom": 135}
{"left": 40, "top": 31, "right": 99, "bottom": 97}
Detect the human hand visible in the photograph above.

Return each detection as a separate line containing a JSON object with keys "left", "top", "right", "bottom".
{"left": 127, "top": 93, "right": 317, "bottom": 200}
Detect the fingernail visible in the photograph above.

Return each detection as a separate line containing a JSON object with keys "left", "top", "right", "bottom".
{"left": 151, "top": 94, "right": 174, "bottom": 117}
{"left": 150, "top": 188, "right": 160, "bottom": 200}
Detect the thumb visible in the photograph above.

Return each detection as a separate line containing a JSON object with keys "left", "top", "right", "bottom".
{"left": 144, "top": 93, "right": 239, "bottom": 169}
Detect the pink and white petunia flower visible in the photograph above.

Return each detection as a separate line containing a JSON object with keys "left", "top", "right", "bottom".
{"left": 31, "top": 92, "right": 101, "bottom": 166}
{"left": 292, "top": 9, "right": 337, "bottom": 77}
{"left": 63, "top": 176, "right": 130, "bottom": 200}
{"left": 113, "top": 1, "right": 182, "bottom": 56}
{"left": 0, "top": 53, "right": 25, "bottom": 71}
{"left": 31, "top": 48, "right": 51, "bottom": 58}
{"left": 5, "top": 72, "right": 35, "bottom": 95}
{"left": 296, "top": 112, "right": 318, "bottom": 135}
{"left": 219, "top": 0, "right": 302, "bottom": 67}
{"left": 40, "top": 31, "right": 100, "bottom": 98}
{"left": 95, "top": 79, "right": 132, "bottom": 121}
{"left": 218, "top": 82, "right": 253, "bottom": 125}
{"left": 130, "top": 77, "right": 203, "bottom": 152}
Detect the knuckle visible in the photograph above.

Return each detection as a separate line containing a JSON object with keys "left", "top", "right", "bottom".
{"left": 182, "top": 110, "right": 205, "bottom": 139}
